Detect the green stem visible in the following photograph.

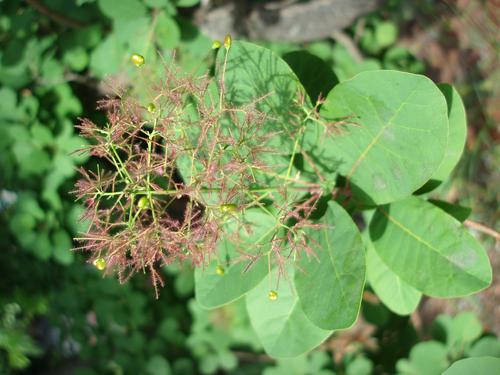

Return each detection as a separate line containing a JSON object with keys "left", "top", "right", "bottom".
{"left": 109, "top": 142, "right": 133, "bottom": 184}
{"left": 94, "top": 184, "right": 316, "bottom": 199}
{"left": 146, "top": 119, "right": 158, "bottom": 224}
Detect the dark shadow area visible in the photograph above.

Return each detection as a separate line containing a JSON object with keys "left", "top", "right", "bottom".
{"left": 283, "top": 50, "right": 339, "bottom": 104}
{"left": 368, "top": 203, "right": 389, "bottom": 241}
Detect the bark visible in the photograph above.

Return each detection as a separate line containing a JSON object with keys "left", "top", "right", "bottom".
{"left": 197, "top": 0, "right": 383, "bottom": 43}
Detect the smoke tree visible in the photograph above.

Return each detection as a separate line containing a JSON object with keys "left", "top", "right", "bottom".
{"left": 75, "top": 38, "right": 492, "bottom": 357}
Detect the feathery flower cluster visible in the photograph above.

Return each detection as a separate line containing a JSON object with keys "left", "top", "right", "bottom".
{"left": 74, "top": 49, "right": 329, "bottom": 297}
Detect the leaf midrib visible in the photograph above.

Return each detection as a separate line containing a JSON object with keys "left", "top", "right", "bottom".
{"left": 346, "top": 84, "right": 420, "bottom": 178}
{"left": 378, "top": 207, "right": 487, "bottom": 284}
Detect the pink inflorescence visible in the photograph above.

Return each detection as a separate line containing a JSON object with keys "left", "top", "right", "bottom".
{"left": 73, "top": 61, "right": 325, "bottom": 297}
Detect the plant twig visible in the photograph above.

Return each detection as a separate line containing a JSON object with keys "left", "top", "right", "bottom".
{"left": 464, "top": 219, "right": 500, "bottom": 241}
{"left": 362, "top": 290, "right": 379, "bottom": 304}
{"left": 331, "top": 30, "right": 364, "bottom": 63}
{"left": 232, "top": 350, "right": 274, "bottom": 363}
{"left": 26, "top": 0, "right": 86, "bottom": 28}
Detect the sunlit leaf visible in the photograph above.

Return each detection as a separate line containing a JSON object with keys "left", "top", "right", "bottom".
{"left": 295, "top": 200, "right": 365, "bottom": 330}
{"left": 369, "top": 196, "right": 492, "bottom": 297}
{"left": 246, "top": 268, "right": 332, "bottom": 358}
{"left": 365, "top": 238, "right": 421, "bottom": 315}
{"left": 307, "top": 70, "right": 449, "bottom": 204}
{"left": 195, "top": 209, "right": 278, "bottom": 308}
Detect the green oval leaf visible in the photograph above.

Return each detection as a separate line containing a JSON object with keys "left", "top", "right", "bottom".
{"left": 52, "top": 230, "right": 74, "bottom": 265}
{"left": 194, "top": 209, "right": 278, "bottom": 308}
{"left": 213, "top": 41, "right": 311, "bottom": 186}
{"left": 155, "top": 12, "right": 181, "bottom": 50}
{"left": 369, "top": 196, "right": 492, "bottom": 297}
{"left": 443, "top": 357, "right": 500, "bottom": 375}
{"left": 89, "top": 34, "right": 125, "bottom": 78}
{"left": 416, "top": 84, "right": 467, "bottom": 194}
{"left": 375, "top": 21, "right": 398, "bottom": 48}
{"left": 435, "top": 312, "right": 482, "bottom": 351}
{"left": 396, "top": 341, "right": 449, "bottom": 375}
{"left": 295, "top": 201, "right": 365, "bottom": 330}
{"left": 365, "top": 238, "right": 421, "bottom": 315}
{"left": 432, "top": 84, "right": 467, "bottom": 181}
{"left": 98, "top": 0, "right": 146, "bottom": 20}
{"left": 246, "top": 268, "right": 332, "bottom": 358}
{"left": 307, "top": 70, "right": 449, "bottom": 204}
{"left": 467, "top": 337, "right": 500, "bottom": 358}
{"left": 216, "top": 40, "right": 304, "bottom": 152}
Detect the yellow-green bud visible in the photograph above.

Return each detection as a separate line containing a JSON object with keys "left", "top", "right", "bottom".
{"left": 223, "top": 34, "right": 232, "bottom": 50}
{"left": 268, "top": 290, "right": 278, "bottom": 301}
{"left": 147, "top": 103, "right": 156, "bottom": 113}
{"left": 219, "top": 203, "right": 237, "bottom": 214}
{"left": 137, "top": 196, "right": 149, "bottom": 209}
{"left": 93, "top": 258, "right": 106, "bottom": 271}
{"left": 131, "top": 53, "right": 145, "bottom": 67}
{"left": 212, "top": 40, "right": 222, "bottom": 49}
{"left": 215, "top": 265, "right": 225, "bottom": 276}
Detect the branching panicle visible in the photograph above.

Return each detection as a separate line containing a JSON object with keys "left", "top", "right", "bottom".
{"left": 74, "top": 52, "right": 342, "bottom": 297}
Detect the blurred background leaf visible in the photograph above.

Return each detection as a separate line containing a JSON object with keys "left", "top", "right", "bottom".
{"left": 0, "top": 0, "right": 497, "bottom": 373}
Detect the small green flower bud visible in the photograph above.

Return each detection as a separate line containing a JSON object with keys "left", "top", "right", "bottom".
{"left": 93, "top": 258, "right": 106, "bottom": 271}
{"left": 137, "top": 196, "right": 149, "bottom": 209}
{"left": 223, "top": 34, "right": 232, "bottom": 50}
{"left": 147, "top": 103, "right": 156, "bottom": 113}
{"left": 131, "top": 53, "right": 145, "bottom": 67}
{"left": 219, "top": 203, "right": 237, "bottom": 214}
{"left": 212, "top": 40, "right": 222, "bottom": 49}
{"left": 268, "top": 290, "right": 278, "bottom": 301}
{"left": 215, "top": 265, "right": 225, "bottom": 276}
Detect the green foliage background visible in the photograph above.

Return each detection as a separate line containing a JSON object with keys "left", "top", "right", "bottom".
{"left": 0, "top": 0, "right": 497, "bottom": 374}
